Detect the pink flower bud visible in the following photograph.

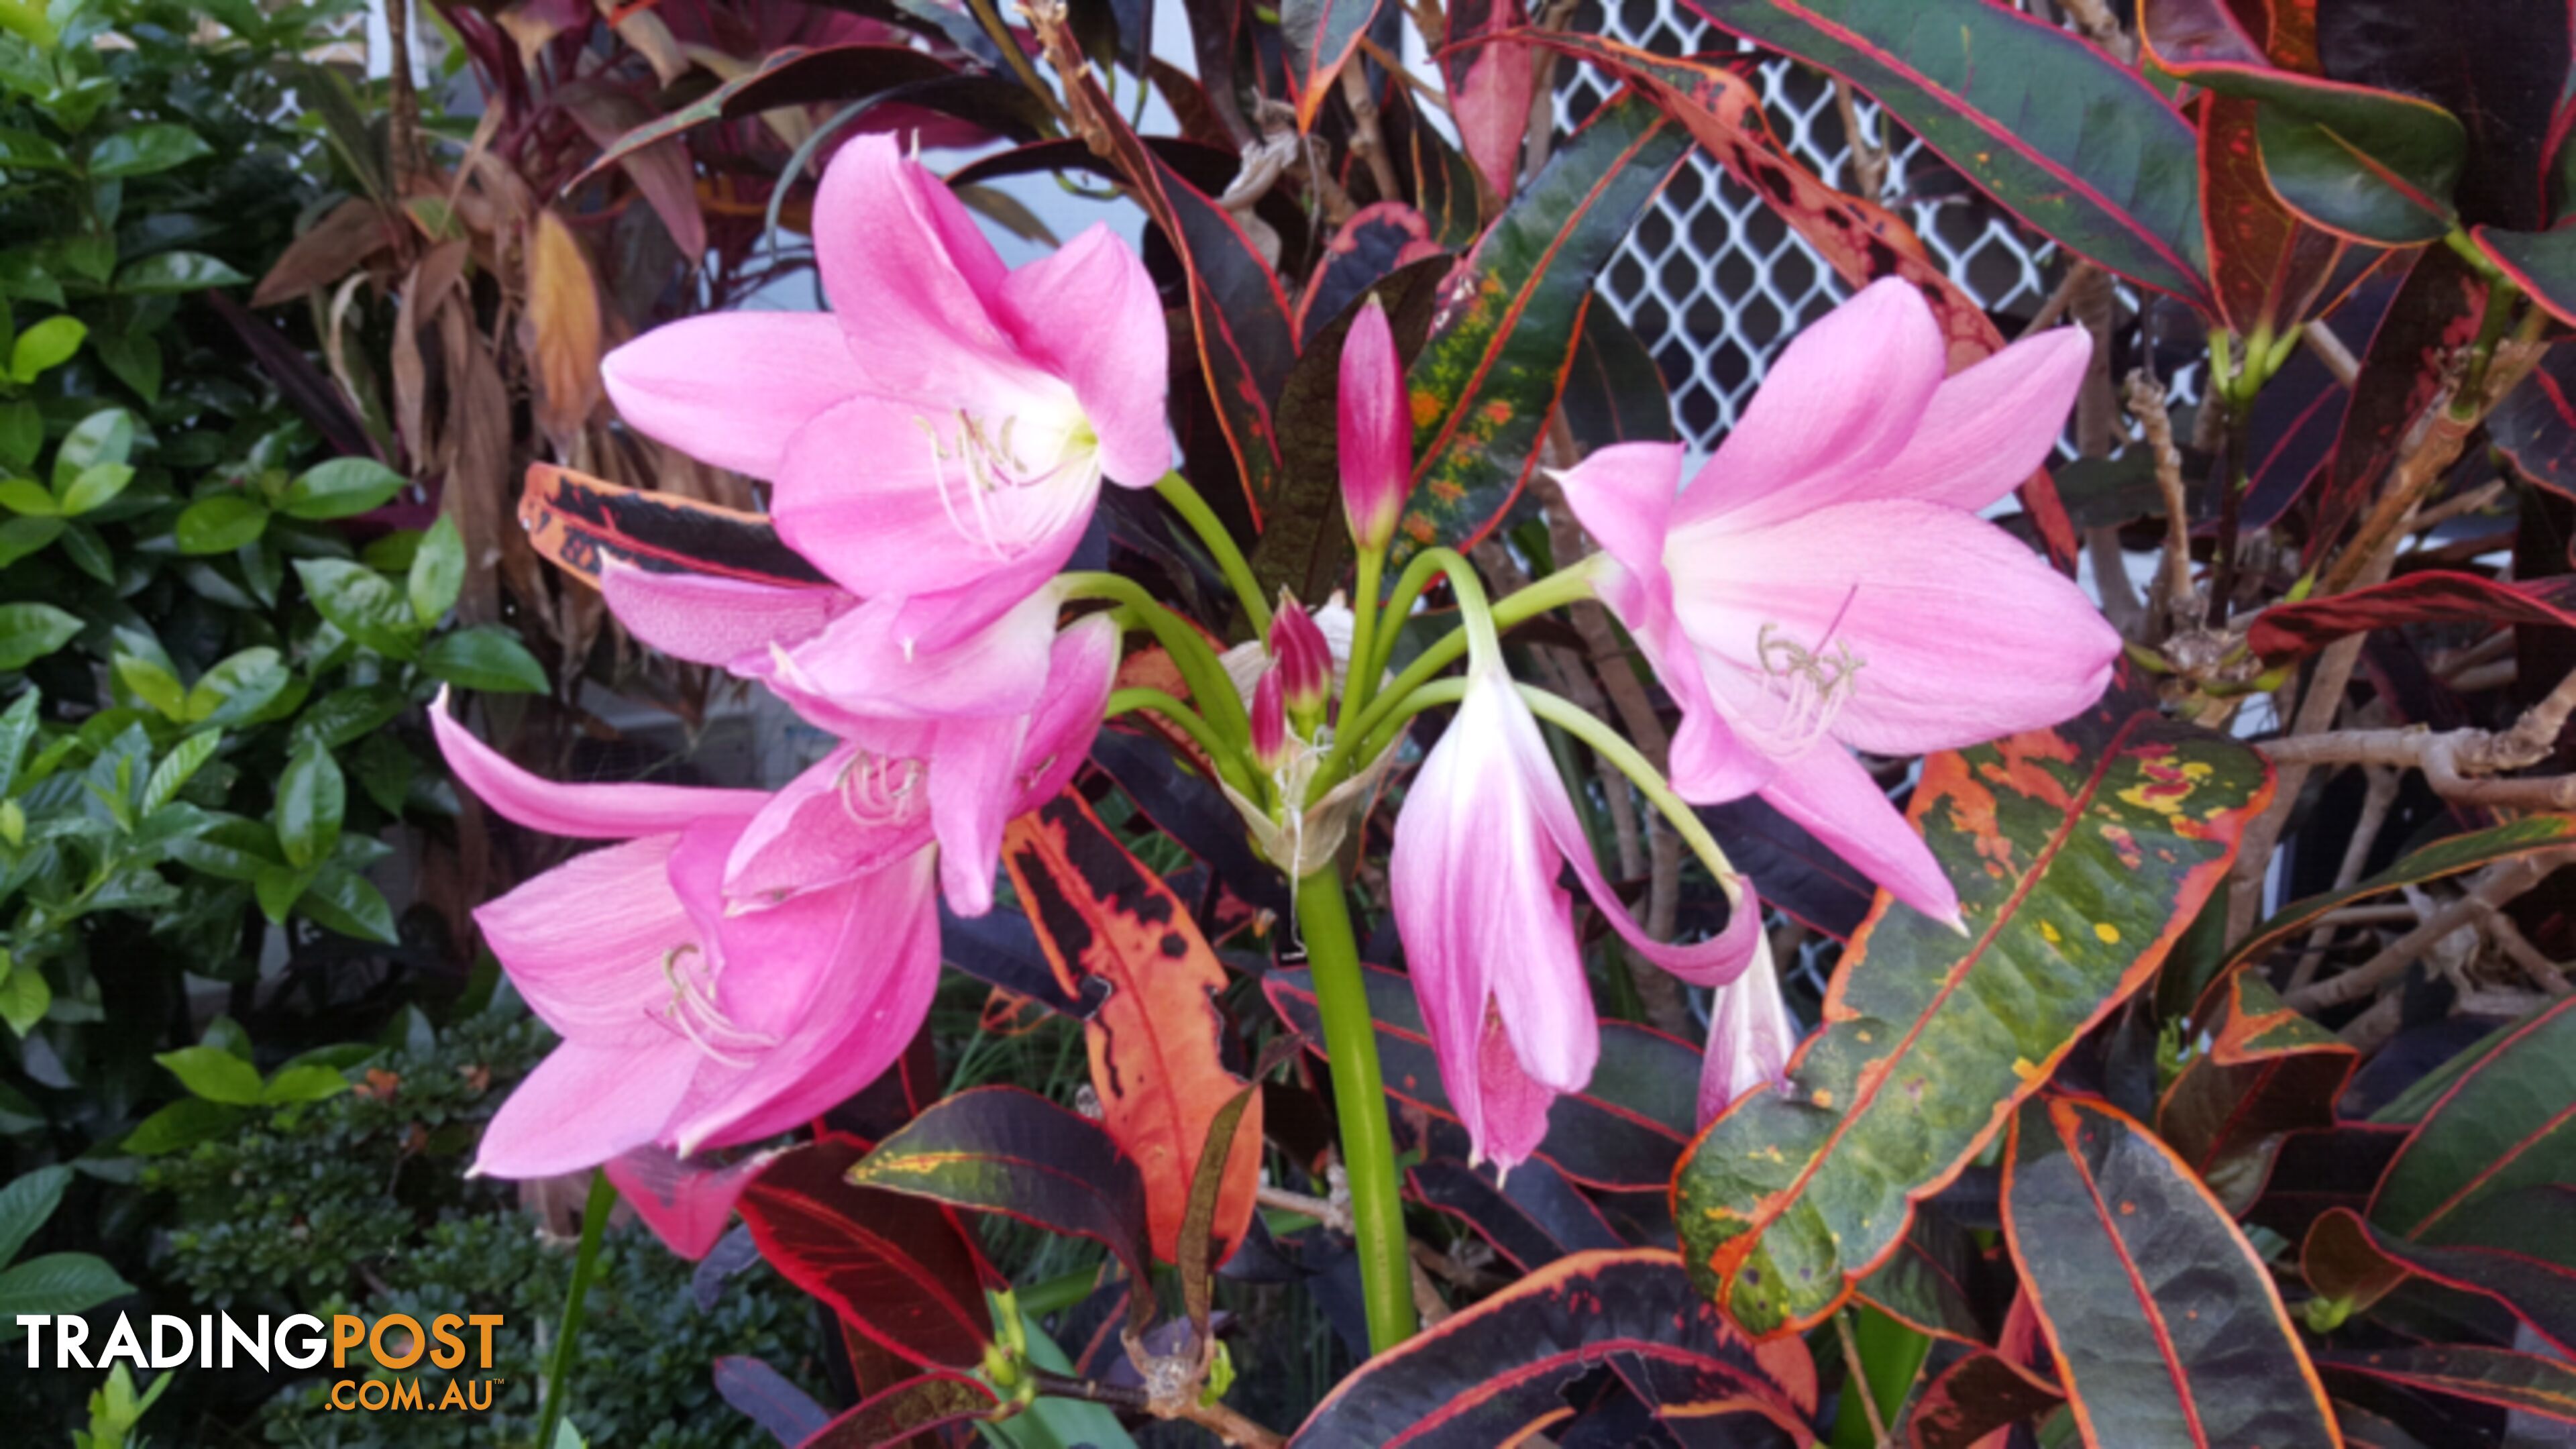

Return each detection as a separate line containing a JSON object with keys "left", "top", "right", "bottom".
{"left": 1269, "top": 598, "right": 1332, "bottom": 716}
{"left": 1250, "top": 667, "right": 1291, "bottom": 771}
{"left": 1338, "top": 296, "right": 1409, "bottom": 552}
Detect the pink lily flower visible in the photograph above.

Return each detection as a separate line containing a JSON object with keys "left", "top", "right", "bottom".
{"left": 1391, "top": 662, "right": 1762, "bottom": 1171}
{"left": 431, "top": 625, "right": 1109, "bottom": 1178}
{"left": 602, "top": 134, "right": 1170, "bottom": 651}
{"left": 596, "top": 564, "right": 1114, "bottom": 916}
{"left": 1556, "top": 278, "right": 2120, "bottom": 923}
{"left": 1696, "top": 938, "right": 1798, "bottom": 1128}
{"left": 1337, "top": 296, "right": 1409, "bottom": 552}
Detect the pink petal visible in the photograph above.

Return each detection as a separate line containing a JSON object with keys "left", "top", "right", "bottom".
{"left": 1014, "top": 615, "right": 1117, "bottom": 813}
{"left": 814, "top": 136, "right": 1038, "bottom": 405}
{"left": 1674, "top": 278, "right": 1945, "bottom": 535}
{"left": 670, "top": 851, "right": 945, "bottom": 1152}
{"left": 724, "top": 745, "right": 934, "bottom": 906}
{"left": 1391, "top": 670, "right": 1593, "bottom": 1168}
{"left": 1553, "top": 443, "right": 1678, "bottom": 580}
{"left": 755, "top": 587, "right": 1062, "bottom": 734}
{"left": 473, "top": 1036, "right": 699, "bottom": 1179}
{"left": 600, "top": 564, "right": 855, "bottom": 669}
{"left": 431, "top": 692, "right": 767, "bottom": 839}
{"left": 1467, "top": 1008, "right": 1560, "bottom": 1173}
{"left": 1697, "top": 938, "right": 1796, "bottom": 1126}
{"left": 604, "top": 1144, "right": 783, "bottom": 1260}
{"left": 1758, "top": 740, "right": 1959, "bottom": 924}
{"left": 1672, "top": 500, "right": 2119, "bottom": 757}
{"left": 1491, "top": 665, "right": 1762, "bottom": 989}
{"left": 473, "top": 834, "right": 694, "bottom": 1044}
{"left": 601, "top": 313, "right": 863, "bottom": 480}
{"left": 1854, "top": 325, "right": 2092, "bottom": 513}
{"left": 928, "top": 712, "right": 1029, "bottom": 917}
{"left": 770, "top": 392, "right": 1096, "bottom": 606}
{"left": 994, "top": 223, "right": 1171, "bottom": 487}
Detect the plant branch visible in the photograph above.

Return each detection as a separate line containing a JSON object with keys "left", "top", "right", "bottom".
{"left": 1831, "top": 80, "right": 1888, "bottom": 199}
{"left": 2125, "top": 370, "right": 2196, "bottom": 633}
{"left": 2286, "top": 854, "right": 2566, "bottom": 1011}
{"left": 2257, "top": 666, "right": 2576, "bottom": 810}
{"left": 1340, "top": 63, "right": 1402, "bottom": 204}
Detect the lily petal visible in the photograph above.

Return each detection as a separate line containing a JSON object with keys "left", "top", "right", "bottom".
{"left": 473, "top": 1036, "right": 699, "bottom": 1179}
{"left": 1758, "top": 740, "right": 1960, "bottom": 925}
{"left": 603, "top": 1144, "right": 783, "bottom": 1260}
{"left": 600, "top": 313, "right": 863, "bottom": 480}
{"left": 724, "top": 745, "right": 934, "bottom": 908}
{"left": 753, "top": 586, "right": 1063, "bottom": 738}
{"left": 1858, "top": 325, "right": 2092, "bottom": 513}
{"left": 927, "top": 713, "right": 1028, "bottom": 917}
{"left": 472, "top": 834, "right": 694, "bottom": 1045}
{"left": 813, "top": 135, "right": 1039, "bottom": 403}
{"left": 994, "top": 222, "right": 1172, "bottom": 486}
{"left": 600, "top": 564, "right": 855, "bottom": 669}
{"left": 1697, "top": 934, "right": 1797, "bottom": 1127}
{"left": 431, "top": 693, "right": 767, "bottom": 839}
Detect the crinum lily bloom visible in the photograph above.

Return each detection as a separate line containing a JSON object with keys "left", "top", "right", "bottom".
{"left": 602, "top": 134, "right": 1169, "bottom": 652}
{"left": 594, "top": 561, "right": 1109, "bottom": 916}
{"left": 433, "top": 621, "right": 1110, "bottom": 1178}
{"left": 1392, "top": 661, "right": 1763, "bottom": 1171}
{"left": 1557, "top": 277, "right": 2119, "bottom": 924}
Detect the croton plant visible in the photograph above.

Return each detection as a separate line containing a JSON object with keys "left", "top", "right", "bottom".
{"left": 417, "top": 0, "right": 2576, "bottom": 1444}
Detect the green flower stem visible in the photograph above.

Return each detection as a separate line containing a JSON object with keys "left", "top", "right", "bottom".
{"left": 1106, "top": 687, "right": 1258, "bottom": 800}
{"left": 535, "top": 1170, "right": 615, "bottom": 1449}
{"left": 1356, "top": 677, "right": 1749, "bottom": 908}
{"left": 1064, "top": 572, "right": 1248, "bottom": 741}
{"left": 1154, "top": 472, "right": 1272, "bottom": 637}
{"left": 1363, "top": 547, "right": 1453, "bottom": 689}
{"left": 1295, "top": 869, "right": 1413, "bottom": 1356}
{"left": 1342, "top": 545, "right": 1386, "bottom": 726}
{"left": 1324, "top": 557, "right": 1595, "bottom": 786}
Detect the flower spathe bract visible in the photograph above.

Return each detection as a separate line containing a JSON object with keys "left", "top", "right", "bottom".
{"left": 1557, "top": 277, "right": 2121, "bottom": 924}
{"left": 601, "top": 134, "right": 1170, "bottom": 653}
{"left": 1337, "top": 295, "right": 1409, "bottom": 553}
{"left": 1389, "top": 663, "right": 1762, "bottom": 1171}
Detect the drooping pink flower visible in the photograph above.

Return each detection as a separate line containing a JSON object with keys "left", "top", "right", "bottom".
{"left": 1391, "top": 663, "right": 1762, "bottom": 1171}
{"left": 1557, "top": 278, "right": 2119, "bottom": 924}
{"left": 1337, "top": 295, "right": 1409, "bottom": 552}
{"left": 602, "top": 135, "right": 1170, "bottom": 652}
{"left": 596, "top": 564, "right": 1115, "bottom": 915}
{"left": 432, "top": 619, "right": 1110, "bottom": 1178}
{"left": 1696, "top": 940, "right": 1797, "bottom": 1128}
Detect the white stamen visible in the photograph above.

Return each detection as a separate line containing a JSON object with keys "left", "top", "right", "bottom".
{"left": 655, "top": 943, "right": 779, "bottom": 1069}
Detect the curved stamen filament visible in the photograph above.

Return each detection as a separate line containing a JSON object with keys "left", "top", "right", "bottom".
{"left": 656, "top": 943, "right": 779, "bottom": 1069}
{"left": 917, "top": 407, "right": 1102, "bottom": 559}
{"left": 1734, "top": 588, "right": 1866, "bottom": 757}
{"left": 839, "top": 752, "right": 924, "bottom": 827}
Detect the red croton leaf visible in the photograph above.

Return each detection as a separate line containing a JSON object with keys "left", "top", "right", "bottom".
{"left": 518, "top": 462, "right": 833, "bottom": 588}
{"left": 2248, "top": 571, "right": 2576, "bottom": 663}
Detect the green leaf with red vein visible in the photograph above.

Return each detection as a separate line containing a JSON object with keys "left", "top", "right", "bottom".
{"left": 2157, "top": 969, "right": 2356, "bottom": 1213}
{"left": 1279, "top": 0, "right": 1385, "bottom": 129}
{"left": 2200, "top": 94, "right": 2361, "bottom": 335}
{"left": 2474, "top": 225, "right": 2576, "bottom": 328}
{"left": 1395, "top": 1113, "right": 1624, "bottom": 1271}
{"left": 1506, "top": 30, "right": 2080, "bottom": 563}
{"left": 1906, "top": 1350, "right": 2064, "bottom": 1449}
{"left": 737, "top": 1136, "right": 995, "bottom": 1371}
{"left": 2304, "top": 1189, "right": 2576, "bottom": 1356}
{"left": 2304, "top": 246, "right": 2488, "bottom": 559}
{"left": 1000, "top": 791, "right": 1261, "bottom": 1266}
{"left": 1391, "top": 90, "right": 1686, "bottom": 563}
{"left": 1063, "top": 69, "right": 1295, "bottom": 526}
{"left": 2249, "top": 572, "right": 2576, "bottom": 663}
{"left": 1379, "top": 81, "right": 1487, "bottom": 250}
{"left": 1265, "top": 963, "right": 1701, "bottom": 1190}
{"left": 847, "top": 1084, "right": 1155, "bottom": 1295}
{"left": 1559, "top": 307, "right": 1674, "bottom": 452}
{"left": 1680, "top": 0, "right": 2211, "bottom": 307}
{"left": 2490, "top": 343, "right": 2576, "bottom": 499}
{"left": 1853, "top": 1209, "right": 1992, "bottom": 1346}
{"left": 1675, "top": 706, "right": 2271, "bottom": 1338}
{"left": 518, "top": 463, "right": 831, "bottom": 588}
{"left": 2314, "top": 1345, "right": 2576, "bottom": 1424}
{"left": 1286, "top": 1249, "right": 1817, "bottom": 1446}
{"left": 574, "top": 46, "right": 961, "bottom": 185}
{"left": 2003, "top": 1095, "right": 2341, "bottom": 1449}
{"left": 2369, "top": 994, "right": 2576, "bottom": 1242}
{"left": 796, "top": 1372, "right": 1000, "bottom": 1449}
{"left": 2222, "top": 816, "right": 2576, "bottom": 977}
{"left": 2315, "top": 1, "right": 2568, "bottom": 231}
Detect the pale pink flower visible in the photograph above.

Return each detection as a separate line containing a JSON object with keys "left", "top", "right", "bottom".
{"left": 1391, "top": 663, "right": 1761, "bottom": 1171}
{"left": 602, "top": 135, "right": 1169, "bottom": 652}
{"left": 1696, "top": 938, "right": 1798, "bottom": 1128}
{"left": 1337, "top": 296, "right": 1409, "bottom": 551}
{"left": 432, "top": 623, "right": 1109, "bottom": 1177}
{"left": 1557, "top": 278, "right": 2118, "bottom": 923}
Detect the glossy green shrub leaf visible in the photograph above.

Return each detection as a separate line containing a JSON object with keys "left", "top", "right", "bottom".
{"left": 0, "top": 602, "right": 80, "bottom": 670}
{"left": 272, "top": 743, "right": 343, "bottom": 869}
{"left": 174, "top": 493, "right": 268, "bottom": 555}
{"left": 1676, "top": 706, "right": 2271, "bottom": 1336}
{"left": 0, "top": 1252, "right": 133, "bottom": 1327}
{"left": 86, "top": 123, "right": 211, "bottom": 178}
{"left": 297, "top": 865, "right": 395, "bottom": 944}
{"left": 50, "top": 408, "right": 132, "bottom": 487}
{"left": 113, "top": 250, "right": 248, "bottom": 295}
{"left": 0, "top": 478, "right": 55, "bottom": 516}
{"left": 6, "top": 313, "right": 80, "bottom": 381}
{"left": 1684, "top": 0, "right": 2210, "bottom": 305}
{"left": 2003, "top": 1095, "right": 2340, "bottom": 1448}
{"left": 420, "top": 626, "right": 547, "bottom": 694}
{"left": 292, "top": 558, "right": 417, "bottom": 658}
{"left": 1394, "top": 93, "right": 1686, "bottom": 562}
{"left": 142, "top": 730, "right": 219, "bottom": 812}
{"left": 276, "top": 456, "right": 405, "bottom": 520}
{"left": 57, "top": 461, "right": 131, "bottom": 515}
{"left": 154, "top": 1044, "right": 264, "bottom": 1106}
{"left": 0, "top": 959, "right": 47, "bottom": 1036}
{"left": 119, "top": 1098, "right": 248, "bottom": 1157}
{"left": 185, "top": 647, "right": 290, "bottom": 726}
{"left": 0, "top": 1165, "right": 70, "bottom": 1267}
{"left": 409, "top": 514, "right": 464, "bottom": 624}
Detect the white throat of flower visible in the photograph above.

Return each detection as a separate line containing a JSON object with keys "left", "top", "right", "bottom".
{"left": 916, "top": 400, "right": 1102, "bottom": 561}
{"left": 657, "top": 943, "right": 778, "bottom": 1069}
{"left": 1731, "top": 588, "right": 1866, "bottom": 757}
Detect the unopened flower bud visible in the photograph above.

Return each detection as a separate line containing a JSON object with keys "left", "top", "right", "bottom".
{"left": 1269, "top": 598, "right": 1331, "bottom": 717}
{"left": 1250, "top": 667, "right": 1291, "bottom": 771}
{"left": 1338, "top": 296, "right": 1409, "bottom": 553}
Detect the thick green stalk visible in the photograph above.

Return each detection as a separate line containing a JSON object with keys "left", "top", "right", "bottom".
{"left": 535, "top": 1170, "right": 615, "bottom": 1449}
{"left": 1344, "top": 546, "right": 1385, "bottom": 724}
{"left": 1062, "top": 573, "right": 1250, "bottom": 741}
{"left": 1295, "top": 873, "right": 1413, "bottom": 1354}
{"left": 1106, "top": 687, "right": 1258, "bottom": 800}
{"left": 1154, "top": 472, "right": 1271, "bottom": 636}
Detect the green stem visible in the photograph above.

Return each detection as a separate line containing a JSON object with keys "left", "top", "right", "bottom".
{"left": 1106, "top": 687, "right": 1258, "bottom": 800}
{"left": 1064, "top": 572, "right": 1249, "bottom": 741}
{"left": 535, "top": 1171, "right": 615, "bottom": 1449}
{"left": 1295, "top": 872, "right": 1413, "bottom": 1355}
{"left": 1155, "top": 472, "right": 1271, "bottom": 636}
{"left": 1327, "top": 559, "right": 1596, "bottom": 782}
{"left": 1364, "top": 548, "right": 1452, "bottom": 689}
{"left": 1343, "top": 547, "right": 1385, "bottom": 725}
